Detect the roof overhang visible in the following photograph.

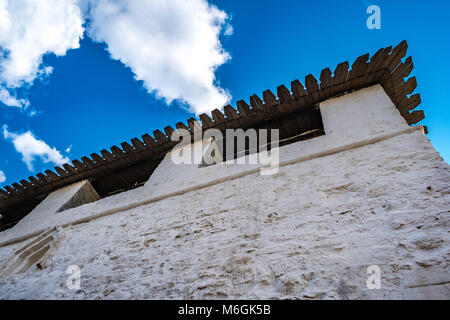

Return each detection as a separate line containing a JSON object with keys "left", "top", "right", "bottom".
{"left": 0, "top": 40, "right": 424, "bottom": 229}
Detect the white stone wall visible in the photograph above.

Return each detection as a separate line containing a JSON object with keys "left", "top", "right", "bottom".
{"left": 12, "top": 180, "right": 99, "bottom": 234}
{"left": 0, "top": 85, "right": 448, "bottom": 299}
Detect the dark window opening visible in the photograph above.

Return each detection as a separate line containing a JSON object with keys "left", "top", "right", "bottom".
{"left": 200, "top": 105, "right": 324, "bottom": 166}
{"left": 90, "top": 156, "right": 165, "bottom": 199}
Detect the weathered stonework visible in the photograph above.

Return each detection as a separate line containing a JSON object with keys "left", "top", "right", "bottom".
{"left": 0, "top": 85, "right": 448, "bottom": 299}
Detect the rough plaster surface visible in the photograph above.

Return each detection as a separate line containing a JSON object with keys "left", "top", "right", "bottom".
{"left": 0, "top": 130, "right": 448, "bottom": 299}
{"left": 5, "top": 180, "right": 99, "bottom": 241}
{"left": 0, "top": 85, "right": 448, "bottom": 299}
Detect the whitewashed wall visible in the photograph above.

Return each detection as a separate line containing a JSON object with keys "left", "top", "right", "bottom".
{"left": 0, "top": 85, "right": 448, "bottom": 299}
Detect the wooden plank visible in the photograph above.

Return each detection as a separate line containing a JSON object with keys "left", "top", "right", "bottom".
{"left": 212, "top": 109, "right": 226, "bottom": 124}
{"left": 224, "top": 104, "right": 242, "bottom": 128}
{"left": 290, "top": 80, "right": 309, "bottom": 110}
{"left": 175, "top": 122, "right": 189, "bottom": 132}
{"left": 349, "top": 53, "right": 370, "bottom": 77}
{"left": 62, "top": 164, "right": 76, "bottom": 175}
{"left": 291, "top": 79, "right": 307, "bottom": 99}
{"left": 396, "top": 76, "right": 417, "bottom": 99}
{"left": 372, "top": 46, "right": 392, "bottom": 71}
{"left": 386, "top": 40, "right": 408, "bottom": 72}
{"left": 36, "top": 173, "right": 49, "bottom": 183}
{"left": 172, "top": 124, "right": 189, "bottom": 148}
{"left": 28, "top": 176, "right": 40, "bottom": 187}
{"left": 187, "top": 118, "right": 201, "bottom": 133}
{"left": 366, "top": 46, "right": 392, "bottom": 83}
{"left": 164, "top": 126, "right": 176, "bottom": 140}
{"left": 333, "top": 61, "right": 349, "bottom": 84}
{"left": 395, "top": 92, "right": 409, "bottom": 108}
{"left": 130, "top": 138, "right": 145, "bottom": 152}
{"left": 347, "top": 53, "right": 370, "bottom": 90}
{"left": 142, "top": 132, "right": 160, "bottom": 153}
{"left": 224, "top": 105, "right": 238, "bottom": 119}
{"left": 304, "top": 74, "right": 320, "bottom": 103}
{"left": 250, "top": 94, "right": 264, "bottom": 111}
{"left": 366, "top": 48, "right": 385, "bottom": 73}
{"left": 54, "top": 166, "right": 68, "bottom": 176}
{"left": 391, "top": 57, "right": 413, "bottom": 88}
{"left": 276, "top": 85, "right": 295, "bottom": 114}
{"left": 263, "top": 90, "right": 278, "bottom": 109}
{"left": 28, "top": 176, "right": 41, "bottom": 185}
{"left": 44, "top": 170, "right": 59, "bottom": 181}
{"left": 319, "top": 68, "right": 332, "bottom": 101}
{"left": 236, "top": 100, "right": 251, "bottom": 116}
{"left": 19, "top": 179, "right": 33, "bottom": 189}
{"left": 12, "top": 183, "right": 24, "bottom": 193}
{"left": 187, "top": 119, "right": 202, "bottom": 142}
{"left": 100, "top": 149, "right": 115, "bottom": 161}
{"left": 4, "top": 186, "right": 18, "bottom": 195}
{"left": 120, "top": 142, "right": 134, "bottom": 154}
{"left": 405, "top": 110, "right": 425, "bottom": 125}
{"left": 72, "top": 160, "right": 86, "bottom": 171}
{"left": 398, "top": 94, "right": 421, "bottom": 114}
{"left": 199, "top": 114, "right": 213, "bottom": 129}
{"left": 110, "top": 146, "right": 124, "bottom": 158}
{"left": 379, "top": 47, "right": 409, "bottom": 99}
{"left": 0, "top": 188, "right": 9, "bottom": 197}
{"left": 153, "top": 130, "right": 167, "bottom": 144}
{"left": 392, "top": 56, "right": 412, "bottom": 74}
{"left": 91, "top": 153, "right": 106, "bottom": 164}
{"left": 380, "top": 41, "right": 409, "bottom": 90}
{"left": 249, "top": 94, "right": 266, "bottom": 122}
{"left": 82, "top": 156, "right": 96, "bottom": 168}
{"left": 330, "top": 61, "right": 349, "bottom": 97}
{"left": 277, "top": 85, "right": 292, "bottom": 103}
{"left": 319, "top": 68, "right": 332, "bottom": 89}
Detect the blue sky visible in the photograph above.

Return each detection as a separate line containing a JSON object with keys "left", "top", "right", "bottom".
{"left": 0, "top": 0, "right": 449, "bottom": 187}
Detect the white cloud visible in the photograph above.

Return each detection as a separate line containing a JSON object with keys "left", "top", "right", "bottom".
{"left": 224, "top": 24, "right": 234, "bottom": 36}
{"left": 85, "top": 0, "right": 231, "bottom": 114}
{"left": 0, "top": 170, "right": 5, "bottom": 183}
{"left": 65, "top": 144, "right": 73, "bottom": 153}
{"left": 0, "top": 0, "right": 84, "bottom": 107}
{"left": 2, "top": 125, "right": 69, "bottom": 171}
{"left": 0, "top": 0, "right": 232, "bottom": 114}
{"left": 0, "top": 87, "right": 29, "bottom": 109}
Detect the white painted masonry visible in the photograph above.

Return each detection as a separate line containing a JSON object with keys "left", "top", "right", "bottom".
{"left": 0, "top": 85, "right": 448, "bottom": 299}
{"left": 12, "top": 180, "right": 99, "bottom": 236}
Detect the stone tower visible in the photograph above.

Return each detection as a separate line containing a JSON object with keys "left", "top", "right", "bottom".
{"left": 0, "top": 41, "right": 448, "bottom": 299}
